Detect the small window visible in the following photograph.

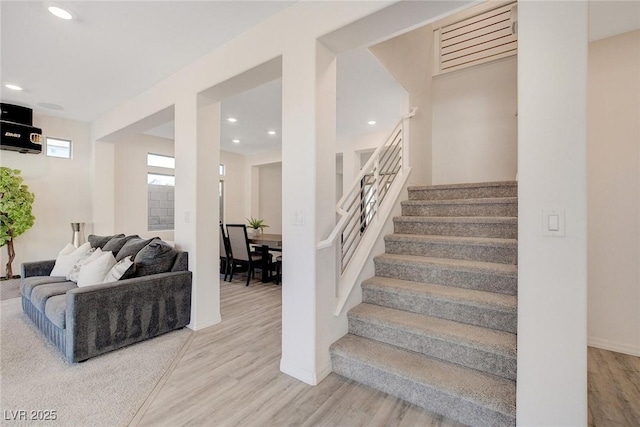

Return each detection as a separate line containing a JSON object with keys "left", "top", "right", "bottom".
{"left": 46, "top": 137, "right": 72, "bottom": 159}
{"left": 219, "top": 164, "right": 225, "bottom": 176}
{"left": 147, "top": 153, "right": 175, "bottom": 169}
{"left": 148, "top": 173, "right": 175, "bottom": 231}
{"left": 147, "top": 173, "right": 175, "bottom": 186}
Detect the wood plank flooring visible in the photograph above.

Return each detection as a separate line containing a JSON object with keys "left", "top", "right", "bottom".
{"left": 588, "top": 347, "right": 640, "bottom": 427}
{"left": 133, "top": 276, "right": 640, "bottom": 426}
{"left": 133, "top": 279, "right": 463, "bottom": 427}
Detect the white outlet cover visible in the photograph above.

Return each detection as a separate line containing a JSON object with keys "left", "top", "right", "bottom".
{"left": 542, "top": 209, "right": 565, "bottom": 237}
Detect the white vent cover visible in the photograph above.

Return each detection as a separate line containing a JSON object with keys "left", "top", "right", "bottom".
{"left": 434, "top": 2, "right": 518, "bottom": 75}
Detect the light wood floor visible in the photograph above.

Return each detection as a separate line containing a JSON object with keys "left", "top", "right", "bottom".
{"left": 132, "top": 276, "right": 640, "bottom": 427}
{"left": 588, "top": 346, "right": 640, "bottom": 426}
{"left": 132, "top": 278, "right": 463, "bottom": 427}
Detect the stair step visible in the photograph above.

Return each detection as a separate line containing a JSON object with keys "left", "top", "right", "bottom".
{"left": 374, "top": 254, "right": 517, "bottom": 295}
{"left": 394, "top": 216, "right": 517, "bottom": 239}
{"left": 385, "top": 234, "right": 517, "bottom": 264}
{"left": 362, "top": 276, "right": 517, "bottom": 333}
{"left": 408, "top": 181, "right": 517, "bottom": 201}
{"left": 348, "top": 303, "right": 517, "bottom": 380}
{"left": 401, "top": 197, "right": 517, "bottom": 217}
{"left": 331, "top": 334, "right": 516, "bottom": 426}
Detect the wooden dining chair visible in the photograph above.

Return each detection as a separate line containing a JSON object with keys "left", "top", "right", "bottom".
{"left": 226, "top": 224, "right": 267, "bottom": 286}
{"left": 219, "top": 223, "right": 231, "bottom": 281}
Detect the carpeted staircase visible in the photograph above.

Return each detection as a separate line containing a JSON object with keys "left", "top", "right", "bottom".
{"left": 330, "top": 181, "right": 518, "bottom": 426}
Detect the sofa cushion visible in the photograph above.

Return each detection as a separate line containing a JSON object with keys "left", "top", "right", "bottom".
{"left": 88, "top": 234, "right": 124, "bottom": 249}
{"left": 116, "top": 237, "right": 157, "bottom": 262}
{"left": 102, "top": 235, "right": 139, "bottom": 255}
{"left": 132, "top": 240, "right": 178, "bottom": 277}
{"left": 50, "top": 243, "right": 91, "bottom": 277}
{"left": 30, "top": 282, "right": 77, "bottom": 313}
{"left": 45, "top": 294, "right": 67, "bottom": 329}
{"left": 21, "top": 276, "right": 68, "bottom": 299}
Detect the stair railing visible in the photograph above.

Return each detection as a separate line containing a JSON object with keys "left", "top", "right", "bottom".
{"left": 318, "top": 108, "right": 416, "bottom": 299}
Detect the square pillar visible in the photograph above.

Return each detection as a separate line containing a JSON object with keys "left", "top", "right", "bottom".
{"left": 517, "top": 1, "right": 588, "bottom": 424}
{"left": 280, "top": 39, "right": 337, "bottom": 385}
{"left": 174, "top": 93, "right": 221, "bottom": 330}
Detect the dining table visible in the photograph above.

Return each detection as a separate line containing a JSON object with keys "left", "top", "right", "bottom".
{"left": 249, "top": 233, "right": 282, "bottom": 282}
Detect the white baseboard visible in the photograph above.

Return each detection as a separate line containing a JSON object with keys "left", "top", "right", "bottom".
{"left": 588, "top": 336, "right": 640, "bottom": 357}
{"left": 187, "top": 315, "right": 221, "bottom": 331}
{"left": 280, "top": 358, "right": 331, "bottom": 386}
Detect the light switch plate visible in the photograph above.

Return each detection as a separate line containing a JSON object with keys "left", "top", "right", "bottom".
{"left": 542, "top": 209, "right": 565, "bottom": 237}
{"left": 292, "top": 209, "right": 305, "bottom": 226}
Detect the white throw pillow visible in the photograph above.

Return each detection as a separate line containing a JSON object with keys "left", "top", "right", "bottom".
{"left": 77, "top": 251, "right": 116, "bottom": 288}
{"left": 50, "top": 242, "right": 92, "bottom": 277}
{"left": 67, "top": 247, "right": 103, "bottom": 282}
{"left": 103, "top": 256, "right": 134, "bottom": 283}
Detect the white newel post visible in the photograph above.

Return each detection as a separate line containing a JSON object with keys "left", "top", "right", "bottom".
{"left": 174, "top": 93, "right": 221, "bottom": 330}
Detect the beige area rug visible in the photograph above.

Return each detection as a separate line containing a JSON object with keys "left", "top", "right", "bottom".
{"left": 0, "top": 279, "right": 21, "bottom": 302}
{"left": 0, "top": 297, "right": 192, "bottom": 427}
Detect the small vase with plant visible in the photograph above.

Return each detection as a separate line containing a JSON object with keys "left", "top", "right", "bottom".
{"left": 246, "top": 217, "right": 269, "bottom": 236}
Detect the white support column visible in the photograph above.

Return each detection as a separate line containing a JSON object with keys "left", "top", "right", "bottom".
{"left": 174, "top": 93, "right": 221, "bottom": 330}
{"left": 280, "top": 39, "right": 337, "bottom": 385}
{"left": 92, "top": 140, "right": 116, "bottom": 235}
{"left": 517, "top": 1, "right": 588, "bottom": 425}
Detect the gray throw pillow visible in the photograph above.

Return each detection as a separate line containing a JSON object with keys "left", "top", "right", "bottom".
{"left": 132, "top": 240, "right": 178, "bottom": 277}
{"left": 102, "top": 235, "right": 139, "bottom": 255}
{"left": 88, "top": 234, "right": 124, "bottom": 249}
{"left": 116, "top": 237, "right": 157, "bottom": 262}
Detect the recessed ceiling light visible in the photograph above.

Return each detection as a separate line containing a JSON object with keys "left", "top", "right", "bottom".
{"left": 227, "top": 117, "right": 237, "bottom": 123}
{"left": 4, "top": 84, "right": 23, "bottom": 91}
{"left": 232, "top": 139, "right": 240, "bottom": 144}
{"left": 48, "top": 6, "right": 73, "bottom": 20}
{"left": 267, "top": 130, "right": 276, "bottom": 136}
{"left": 37, "top": 102, "right": 64, "bottom": 111}
{"left": 367, "top": 120, "right": 377, "bottom": 125}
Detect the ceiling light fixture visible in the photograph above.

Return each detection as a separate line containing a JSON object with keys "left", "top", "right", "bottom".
{"left": 267, "top": 130, "right": 276, "bottom": 136}
{"left": 4, "top": 83, "right": 23, "bottom": 91}
{"left": 227, "top": 117, "right": 237, "bottom": 123}
{"left": 48, "top": 6, "right": 73, "bottom": 20}
{"left": 232, "top": 139, "right": 240, "bottom": 144}
{"left": 367, "top": 120, "right": 377, "bottom": 125}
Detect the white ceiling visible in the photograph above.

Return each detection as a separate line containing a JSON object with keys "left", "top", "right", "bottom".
{"left": 0, "top": 1, "right": 293, "bottom": 122}
{"left": 2, "top": 1, "right": 639, "bottom": 156}
{"left": 145, "top": 47, "right": 409, "bottom": 155}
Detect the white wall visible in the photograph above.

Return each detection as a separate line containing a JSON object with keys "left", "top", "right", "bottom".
{"left": 587, "top": 30, "right": 640, "bottom": 356}
{"left": 432, "top": 57, "right": 517, "bottom": 185}
{"left": 517, "top": 1, "right": 588, "bottom": 424}
{"left": 0, "top": 113, "right": 92, "bottom": 274}
{"left": 220, "top": 150, "right": 246, "bottom": 225}
{"left": 114, "top": 134, "right": 174, "bottom": 241}
{"left": 257, "top": 162, "right": 282, "bottom": 234}
{"left": 369, "top": 25, "right": 434, "bottom": 186}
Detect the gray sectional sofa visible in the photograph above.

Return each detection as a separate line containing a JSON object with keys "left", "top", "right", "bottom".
{"left": 20, "top": 236, "right": 192, "bottom": 363}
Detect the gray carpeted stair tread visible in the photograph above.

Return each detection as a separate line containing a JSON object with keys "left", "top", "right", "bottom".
{"left": 401, "top": 197, "right": 517, "bottom": 206}
{"left": 375, "top": 253, "right": 517, "bottom": 277}
{"left": 384, "top": 234, "right": 518, "bottom": 264}
{"left": 363, "top": 276, "right": 516, "bottom": 313}
{"left": 349, "top": 303, "right": 516, "bottom": 358}
{"left": 331, "top": 334, "right": 516, "bottom": 423}
{"left": 407, "top": 181, "right": 517, "bottom": 192}
{"left": 394, "top": 216, "right": 517, "bottom": 224}
{"left": 385, "top": 234, "right": 517, "bottom": 248}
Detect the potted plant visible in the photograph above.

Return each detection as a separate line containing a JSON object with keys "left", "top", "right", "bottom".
{"left": 246, "top": 217, "right": 269, "bottom": 236}
{"left": 0, "top": 167, "right": 35, "bottom": 279}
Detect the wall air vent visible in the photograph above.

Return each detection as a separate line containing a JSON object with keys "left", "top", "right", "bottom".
{"left": 434, "top": 1, "right": 518, "bottom": 75}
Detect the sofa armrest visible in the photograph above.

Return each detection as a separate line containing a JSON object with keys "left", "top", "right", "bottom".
{"left": 21, "top": 260, "right": 56, "bottom": 278}
{"left": 65, "top": 270, "right": 192, "bottom": 362}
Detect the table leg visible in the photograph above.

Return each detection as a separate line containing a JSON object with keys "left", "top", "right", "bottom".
{"left": 261, "top": 245, "right": 270, "bottom": 282}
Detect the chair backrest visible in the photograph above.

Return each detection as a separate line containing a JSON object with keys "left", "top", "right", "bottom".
{"left": 219, "top": 223, "right": 229, "bottom": 259}
{"left": 226, "top": 224, "right": 251, "bottom": 262}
